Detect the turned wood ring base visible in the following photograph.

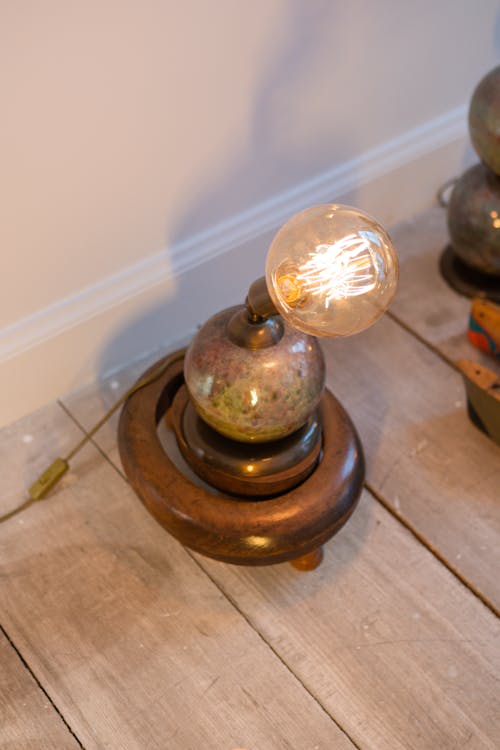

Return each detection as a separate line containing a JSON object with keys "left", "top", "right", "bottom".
{"left": 118, "top": 353, "right": 365, "bottom": 568}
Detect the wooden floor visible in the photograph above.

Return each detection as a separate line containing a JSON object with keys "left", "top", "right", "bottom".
{"left": 1, "top": 206, "right": 499, "bottom": 750}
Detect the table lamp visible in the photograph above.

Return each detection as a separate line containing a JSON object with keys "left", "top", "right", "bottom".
{"left": 119, "top": 204, "right": 398, "bottom": 570}
{"left": 440, "top": 65, "right": 500, "bottom": 302}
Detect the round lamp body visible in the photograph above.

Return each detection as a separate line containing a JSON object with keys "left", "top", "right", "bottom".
{"left": 469, "top": 65, "right": 500, "bottom": 175}
{"left": 265, "top": 204, "right": 398, "bottom": 338}
{"left": 184, "top": 306, "right": 325, "bottom": 443}
{"left": 448, "top": 163, "right": 500, "bottom": 276}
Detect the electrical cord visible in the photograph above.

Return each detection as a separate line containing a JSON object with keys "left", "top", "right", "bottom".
{"left": 436, "top": 177, "right": 457, "bottom": 208}
{"left": 1, "top": 349, "right": 186, "bottom": 525}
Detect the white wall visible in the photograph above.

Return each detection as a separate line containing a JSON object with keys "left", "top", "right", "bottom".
{"left": 1, "top": 0, "right": 499, "bottom": 426}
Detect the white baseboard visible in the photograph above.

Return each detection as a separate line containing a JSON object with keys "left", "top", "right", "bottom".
{"left": 1, "top": 105, "right": 472, "bottom": 427}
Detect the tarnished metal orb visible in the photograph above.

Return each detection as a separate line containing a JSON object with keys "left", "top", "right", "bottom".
{"left": 448, "top": 163, "right": 500, "bottom": 276}
{"left": 469, "top": 65, "right": 500, "bottom": 175}
{"left": 184, "top": 305, "right": 325, "bottom": 443}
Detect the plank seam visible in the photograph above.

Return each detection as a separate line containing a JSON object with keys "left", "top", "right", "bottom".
{"left": 0, "top": 621, "right": 86, "bottom": 749}
{"left": 386, "top": 309, "right": 459, "bottom": 372}
{"left": 188, "top": 553, "right": 364, "bottom": 750}
{"left": 364, "top": 481, "right": 499, "bottom": 618}
{"left": 57, "top": 399, "right": 129, "bottom": 483}
{"left": 383, "top": 309, "right": 499, "bottom": 615}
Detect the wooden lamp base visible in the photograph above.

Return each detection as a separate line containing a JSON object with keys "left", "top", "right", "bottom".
{"left": 118, "top": 354, "right": 365, "bottom": 569}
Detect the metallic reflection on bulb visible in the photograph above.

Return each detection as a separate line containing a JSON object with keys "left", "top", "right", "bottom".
{"left": 266, "top": 204, "right": 398, "bottom": 337}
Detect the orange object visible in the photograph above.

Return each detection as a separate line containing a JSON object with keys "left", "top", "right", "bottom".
{"left": 468, "top": 298, "right": 500, "bottom": 358}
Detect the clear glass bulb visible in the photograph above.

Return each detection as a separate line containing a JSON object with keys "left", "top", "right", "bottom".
{"left": 265, "top": 204, "right": 399, "bottom": 337}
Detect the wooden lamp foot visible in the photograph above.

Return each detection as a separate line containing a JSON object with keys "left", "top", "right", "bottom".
{"left": 290, "top": 547, "right": 324, "bottom": 571}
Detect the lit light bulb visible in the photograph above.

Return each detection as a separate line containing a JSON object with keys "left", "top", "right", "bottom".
{"left": 266, "top": 204, "right": 399, "bottom": 337}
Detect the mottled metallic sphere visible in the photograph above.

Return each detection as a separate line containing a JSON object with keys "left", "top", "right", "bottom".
{"left": 184, "top": 306, "right": 325, "bottom": 443}
{"left": 448, "top": 163, "right": 500, "bottom": 276}
{"left": 469, "top": 65, "right": 500, "bottom": 175}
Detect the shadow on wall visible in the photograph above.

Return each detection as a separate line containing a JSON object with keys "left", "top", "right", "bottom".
{"left": 96, "top": 1, "right": 361, "bottom": 385}
{"left": 168, "top": 0, "right": 359, "bottom": 239}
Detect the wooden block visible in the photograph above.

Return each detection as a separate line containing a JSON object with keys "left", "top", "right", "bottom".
{"left": 198, "top": 490, "right": 500, "bottom": 750}
{"left": 457, "top": 359, "right": 500, "bottom": 445}
{"left": 0, "top": 631, "right": 80, "bottom": 749}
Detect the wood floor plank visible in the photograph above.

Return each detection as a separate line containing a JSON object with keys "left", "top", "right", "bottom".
{"left": 61, "top": 348, "right": 164, "bottom": 475}
{"left": 321, "top": 314, "right": 500, "bottom": 610}
{"left": 197, "top": 489, "right": 500, "bottom": 750}
{"left": 61, "top": 350, "right": 500, "bottom": 747}
{"left": 0, "top": 405, "right": 355, "bottom": 750}
{"left": 389, "top": 205, "right": 496, "bottom": 368}
{"left": 0, "top": 630, "right": 81, "bottom": 750}
{"left": 1, "top": 400, "right": 87, "bottom": 511}
{"left": 56, "top": 206, "right": 500, "bottom": 747}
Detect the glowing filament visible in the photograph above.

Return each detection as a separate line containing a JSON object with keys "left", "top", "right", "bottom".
{"left": 294, "top": 234, "right": 377, "bottom": 305}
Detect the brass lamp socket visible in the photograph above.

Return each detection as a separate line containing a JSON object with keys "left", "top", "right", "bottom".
{"left": 245, "top": 276, "right": 278, "bottom": 321}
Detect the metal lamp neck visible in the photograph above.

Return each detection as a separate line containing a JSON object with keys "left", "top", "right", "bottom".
{"left": 245, "top": 276, "right": 278, "bottom": 321}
